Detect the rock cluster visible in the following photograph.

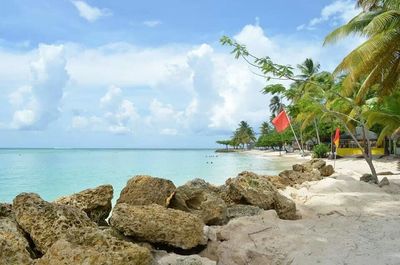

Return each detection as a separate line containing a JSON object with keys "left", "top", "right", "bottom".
{"left": 269, "top": 158, "right": 334, "bottom": 189}
{"left": 1, "top": 159, "right": 332, "bottom": 264}
{"left": 221, "top": 171, "right": 297, "bottom": 220}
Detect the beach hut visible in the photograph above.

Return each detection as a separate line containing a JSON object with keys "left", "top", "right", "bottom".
{"left": 336, "top": 127, "right": 384, "bottom": 157}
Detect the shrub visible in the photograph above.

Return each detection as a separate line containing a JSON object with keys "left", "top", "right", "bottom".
{"left": 312, "top": 144, "right": 329, "bottom": 158}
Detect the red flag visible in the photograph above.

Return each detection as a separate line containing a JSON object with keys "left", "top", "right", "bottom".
{"left": 272, "top": 110, "right": 290, "bottom": 133}
{"left": 333, "top": 128, "right": 340, "bottom": 148}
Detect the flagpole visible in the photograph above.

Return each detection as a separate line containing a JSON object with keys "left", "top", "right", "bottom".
{"left": 334, "top": 147, "right": 337, "bottom": 169}
{"left": 284, "top": 109, "right": 304, "bottom": 157}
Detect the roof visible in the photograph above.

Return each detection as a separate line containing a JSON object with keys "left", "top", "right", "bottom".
{"left": 341, "top": 127, "right": 378, "bottom": 141}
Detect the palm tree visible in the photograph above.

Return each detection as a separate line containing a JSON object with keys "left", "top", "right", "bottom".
{"left": 297, "top": 58, "right": 320, "bottom": 80}
{"left": 269, "top": 96, "right": 284, "bottom": 120}
{"left": 290, "top": 59, "right": 325, "bottom": 144}
{"left": 367, "top": 92, "right": 400, "bottom": 144}
{"left": 260, "top": 121, "right": 272, "bottom": 135}
{"left": 233, "top": 121, "right": 256, "bottom": 149}
{"left": 325, "top": 0, "right": 400, "bottom": 100}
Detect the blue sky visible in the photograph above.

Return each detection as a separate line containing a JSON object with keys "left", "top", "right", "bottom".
{"left": 0, "top": 0, "right": 362, "bottom": 148}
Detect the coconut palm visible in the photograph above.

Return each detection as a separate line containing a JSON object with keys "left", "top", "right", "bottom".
{"left": 367, "top": 92, "right": 400, "bottom": 144}
{"left": 233, "top": 121, "right": 256, "bottom": 149}
{"left": 325, "top": 0, "right": 400, "bottom": 100}
{"left": 269, "top": 96, "right": 285, "bottom": 119}
{"left": 297, "top": 58, "right": 321, "bottom": 80}
{"left": 260, "top": 121, "right": 272, "bottom": 135}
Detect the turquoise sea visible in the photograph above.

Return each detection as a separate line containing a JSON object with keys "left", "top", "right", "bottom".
{"left": 0, "top": 149, "right": 288, "bottom": 203}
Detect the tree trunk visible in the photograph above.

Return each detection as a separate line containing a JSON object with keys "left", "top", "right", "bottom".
{"left": 339, "top": 117, "right": 378, "bottom": 183}
{"left": 314, "top": 118, "right": 321, "bottom": 145}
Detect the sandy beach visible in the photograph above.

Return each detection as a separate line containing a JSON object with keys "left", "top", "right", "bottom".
{"left": 225, "top": 150, "right": 400, "bottom": 264}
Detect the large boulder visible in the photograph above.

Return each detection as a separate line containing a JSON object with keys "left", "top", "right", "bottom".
{"left": 169, "top": 179, "right": 227, "bottom": 225}
{"left": 320, "top": 165, "right": 334, "bottom": 177}
{"left": 274, "top": 193, "right": 298, "bottom": 220}
{"left": 54, "top": 184, "right": 113, "bottom": 225}
{"left": 224, "top": 172, "right": 276, "bottom": 209}
{"left": 223, "top": 172, "right": 297, "bottom": 220}
{"left": 13, "top": 193, "right": 96, "bottom": 254}
{"left": 0, "top": 203, "right": 33, "bottom": 264}
{"left": 34, "top": 227, "right": 152, "bottom": 265}
{"left": 110, "top": 203, "right": 204, "bottom": 249}
{"left": 303, "top": 159, "right": 326, "bottom": 170}
{"left": 117, "top": 175, "right": 176, "bottom": 207}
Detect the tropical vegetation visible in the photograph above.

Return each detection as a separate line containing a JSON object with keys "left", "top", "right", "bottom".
{"left": 219, "top": 0, "right": 400, "bottom": 182}
{"left": 216, "top": 121, "right": 256, "bottom": 150}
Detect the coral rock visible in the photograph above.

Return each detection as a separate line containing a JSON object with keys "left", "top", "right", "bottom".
{"left": 34, "top": 227, "right": 152, "bottom": 265}
{"left": 110, "top": 203, "right": 204, "bottom": 249}
{"left": 169, "top": 179, "right": 227, "bottom": 225}
{"left": 0, "top": 203, "right": 33, "bottom": 265}
{"left": 55, "top": 184, "right": 113, "bottom": 225}
{"left": 117, "top": 175, "right": 176, "bottom": 207}
{"left": 13, "top": 193, "right": 96, "bottom": 254}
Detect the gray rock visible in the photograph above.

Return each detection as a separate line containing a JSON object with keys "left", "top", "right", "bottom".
{"left": 13, "top": 193, "right": 96, "bottom": 254}
{"left": 54, "top": 184, "right": 113, "bottom": 225}
{"left": 274, "top": 193, "right": 298, "bottom": 220}
{"left": 360, "top": 174, "right": 378, "bottom": 184}
{"left": 379, "top": 177, "right": 390, "bottom": 187}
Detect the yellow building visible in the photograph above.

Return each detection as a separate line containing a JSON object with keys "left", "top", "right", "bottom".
{"left": 336, "top": 127, "right": 384, "bottom": 157}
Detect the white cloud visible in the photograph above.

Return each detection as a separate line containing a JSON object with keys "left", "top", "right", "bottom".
{"left": 71, "top": 0, "right": 111, "bottom": 22}
{"left": 9, "top": 44, "right": 69, "bottom": 130}
{"left": 100, "top": 85, "right": 122, "bottom": 108}
{"left": 143, "top": 20, "right": 162, "bottom": 28}
{"left": 1, "top": 22, "right": 364, "bottom": 139}
{"left": 66, "top": 43, "right": 188, "bottom": 88}
{"left": 298, "top": 0, "right": 360, "bottom": 30}
{"left": 72, "top": 86, "right": 139, "bottom": 134}
{"left": 160, "top": 128, "right": 178, "bottom": 136}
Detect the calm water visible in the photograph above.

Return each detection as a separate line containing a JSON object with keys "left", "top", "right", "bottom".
{"left": 0, "top": 149, "right": 288, "bottom": 203}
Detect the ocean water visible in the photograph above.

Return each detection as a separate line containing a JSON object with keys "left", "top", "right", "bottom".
{"left": 0, "top": 149, "right": 289, "bottom": 203}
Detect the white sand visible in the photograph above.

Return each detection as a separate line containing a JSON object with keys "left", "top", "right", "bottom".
{"left": 234, "top": 150, "right": 400, "bottom": 264}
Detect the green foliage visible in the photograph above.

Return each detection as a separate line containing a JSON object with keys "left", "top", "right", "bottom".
{"left": 233, "top": 121, "right": 256, "bottom": 148}
{"left": 218, "top": 121, "right": 257, "bottom": 149}
{"left": 256, "top": 128, "right": 293, "bottom": 149}
{"left": 324, "top": 0, "right": 400, "bottom": 99}
{"left": 312, "top": 144, "right": 330, "bottom": 158}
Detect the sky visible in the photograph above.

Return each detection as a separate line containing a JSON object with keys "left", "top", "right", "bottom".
{"left": 0, "top": 0, "right": 363, "bottom": 148}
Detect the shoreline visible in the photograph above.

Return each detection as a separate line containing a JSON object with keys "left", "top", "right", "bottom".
{"left": 3, "top": 150, "right": 400, "bottom": 264}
